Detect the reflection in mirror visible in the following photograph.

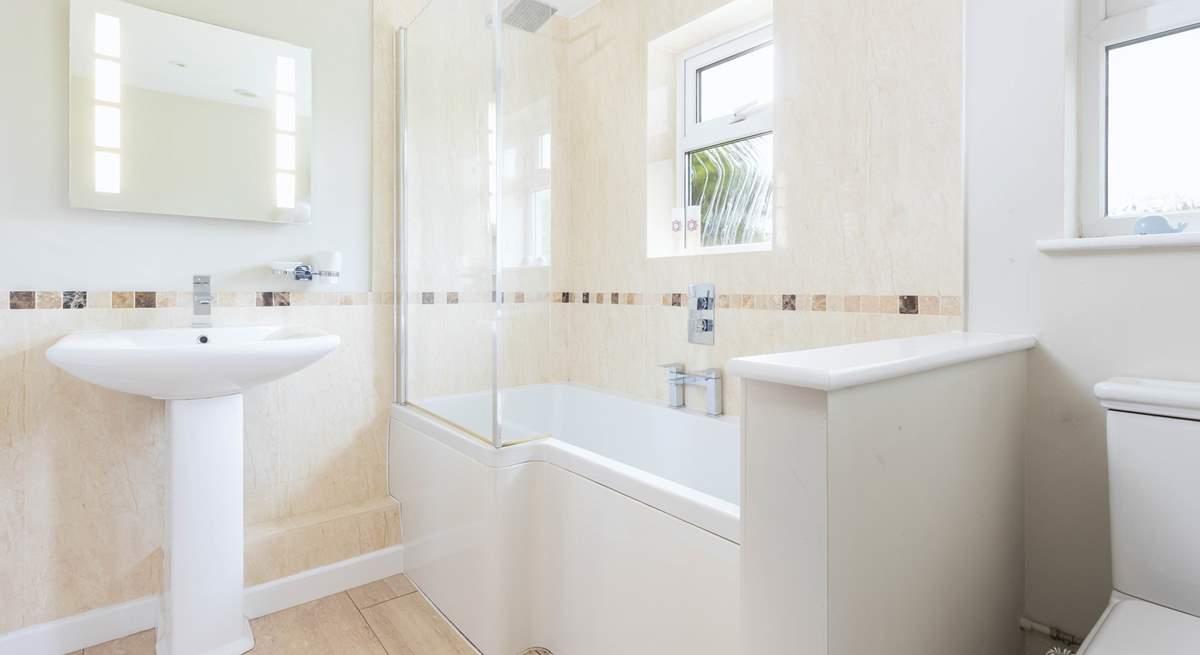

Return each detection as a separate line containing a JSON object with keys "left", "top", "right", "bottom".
{"left": 69, "top": 0, "right": 313, "bottom": 223}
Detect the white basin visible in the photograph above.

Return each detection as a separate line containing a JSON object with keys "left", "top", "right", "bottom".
{"left": 47, "top": 325, "right": 339, "bottom": 655}
{"left": 47, "top": 325, "right": 340, "bottom": 400}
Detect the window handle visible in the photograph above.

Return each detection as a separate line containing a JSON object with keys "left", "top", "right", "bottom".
{"left": 730, "top": 100, "right": 768, "bottom": 125}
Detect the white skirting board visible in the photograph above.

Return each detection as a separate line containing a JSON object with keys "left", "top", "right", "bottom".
{"left": 0, "top": 545, "right": 404, "bottom": 655}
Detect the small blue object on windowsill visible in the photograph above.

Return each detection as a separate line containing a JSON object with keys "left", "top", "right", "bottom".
{"left": 1134, "top": 214, "right": 1188, "bottom": 235}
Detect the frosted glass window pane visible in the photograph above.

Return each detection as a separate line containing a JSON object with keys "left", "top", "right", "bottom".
{"left": 276, "top": 133, "right": 296, "bottom": 171}
{"left": 276, "top": 56, "right": 296, "bottom": 93}
{"left": 95, "top": 59, "right": 121, "bottom": 103}
{"left": 688, "top": 133, "right": 774, "bottom": 247}
{"left": 95, "top": 151, "right": 120, "bottom": 194}
{"left": 1107, "top": 25, "right": 1200, "bottom": 216}
{"left": 275, "top": 94, "right": 296, "bottom": 132}
{"left": 698, "top": 44, "right": 774, "bottom": 123}
{"left": 95, "top": 13, "right": 120, "bottom": 58}
{"left": 276, "top": 172, "right": 296, "bottom": 208}
{"left": 94, "top": 105, "right": 120, "bottom": 149}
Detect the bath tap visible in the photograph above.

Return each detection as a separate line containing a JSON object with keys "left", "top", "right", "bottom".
{"left": 660, "top": 363, "right": 723, "bottom": 417}
{"left": 192, "top": 275, "right": 212, "bottom": 328}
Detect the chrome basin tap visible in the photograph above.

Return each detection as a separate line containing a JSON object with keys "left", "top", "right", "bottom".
{"left": 193, "top": 275, "right": 212, "bottom": 328}
{"left": 660, "top": 363, "right": 723, "bottom": 417}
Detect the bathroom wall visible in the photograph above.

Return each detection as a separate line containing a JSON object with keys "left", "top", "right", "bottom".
{"left": 555, "top": 0, "right": 965, "bottom": 413}
{"left": 966, "top": 0, "right": 1200, "bottom": 638}
{"left": 0, "top": 0, "right": 399, "bottom": 635}
{"left": 0, "top": 0, "right": 372, "bottom": 291}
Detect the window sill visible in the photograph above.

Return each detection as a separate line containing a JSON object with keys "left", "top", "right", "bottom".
{"left": 1036, "top": 232, "right": 1200, "bottom": 254}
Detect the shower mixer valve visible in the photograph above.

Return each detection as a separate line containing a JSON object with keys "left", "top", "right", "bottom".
{"left": 688, "top": 283, "right": 716, "bottom": 345}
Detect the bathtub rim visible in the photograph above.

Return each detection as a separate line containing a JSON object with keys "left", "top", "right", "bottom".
{"left": 390, "top": 394, "right": 741, "bottom": 544}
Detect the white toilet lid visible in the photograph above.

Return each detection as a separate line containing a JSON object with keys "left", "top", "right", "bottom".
{"left": 1083, "top": 598, "right": 1200, "bottom": 654}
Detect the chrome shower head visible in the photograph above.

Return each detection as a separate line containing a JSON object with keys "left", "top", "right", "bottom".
{"left": 502, "top": 0, "right": 557, "bottom": 33}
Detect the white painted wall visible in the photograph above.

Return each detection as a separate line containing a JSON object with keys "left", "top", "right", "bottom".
{"left": 0, "top": 0, "right": 372, "bottom": 291}
{"left": 967, "top": 0, "right": 1200, "bottom": 638}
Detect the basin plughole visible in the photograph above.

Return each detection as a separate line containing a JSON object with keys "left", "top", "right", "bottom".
{"left": 47, "top": 326, "right": 340, "bottom": 655}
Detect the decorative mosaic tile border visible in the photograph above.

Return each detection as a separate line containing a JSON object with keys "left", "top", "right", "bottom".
{"left": 407, "top": 291, "right": 552, "bottom": 305}
{"left": 4, "top": 290, "right": 393, "bottom": 310}
{"left": 406, "top": 290, "right": 961, "bottom": 316}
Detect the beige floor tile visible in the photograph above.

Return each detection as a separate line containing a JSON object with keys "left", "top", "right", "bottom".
{"left": 250, "top": 592, "right": 386, "bottom": 655}
{"left": 83, "top": 629, "right": 155, "bottom": 655}
{"left": 348, "top": 574, "right": 419, "bottom": 609}
{"left": 361, "top": 593, "right": 478, "bottom": 655}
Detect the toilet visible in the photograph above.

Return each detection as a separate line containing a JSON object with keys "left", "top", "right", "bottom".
{"left": 1082, "top": 378, "right": 1200, "bottom": 653}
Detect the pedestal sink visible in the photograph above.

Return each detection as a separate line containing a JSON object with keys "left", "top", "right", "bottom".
{"left": 47, "top": 325, "right": 340, "bottom": 655}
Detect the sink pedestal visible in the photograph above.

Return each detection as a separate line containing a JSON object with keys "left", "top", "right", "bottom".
{"left": 157, "top": 395, "right": 254, "bottom": 655}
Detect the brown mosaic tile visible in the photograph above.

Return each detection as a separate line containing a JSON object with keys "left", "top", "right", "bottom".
{"left": 134, "top": 291, "right": 156, "bottom": 308}
{"left": 9, "top": 291, "right": 34, "bottom": 310}
{"left": 828, "top": 294, "right": 845, "bottom": 312}
{"left": 582, "top": 292, "right": 591, "bottom": 304}
{"left": 155, "top": 291, "right": 177, "bottom": 308}
{"left": 767, "top": 294, "right": 782, "bottom": 311}
{"left": 420, "top": 292, "right": 435, "bottom": 305}
{"left": 624, "top": 292, "right": 639, "bottom": 305}
{"left": 717, "top": 294, "right": 730, "bottom": 309}
{"left": 514, "top": 292, "right": 526, "bottom": 304}
{"left": 111, "top": 291, "right": 135, "bottom": 309}
{"left": 782, "top": 294, "right": 797, "bottom": 311}
{"left": 562, "top": 292, "right": 574, "bottom": 304}
{"left": 256, "top": 291, "right": 292, "bottom": 307}
{"left": 62, "top": 291, "right": 87, "bottom": 309}
{"left": 796, "top": 294, "right": 812, "bottom": 312}
{"left": 740, "top": 294, "right": 755, "bottom": 309}
{"left": 844, "top": 295, "right": 861, "bottom": 313}
{"left": 899, "top": 295, "right": 919, "bottom": 315}
{"left": 753, "top": 294, "right": 768, "bottom": 310}
{"left": 919, "top": 295, "right": 941, "bottom": 315}
{"left": 812, "top": 295, "right": 827, "bottom": 312}
{"left": 941, "top": 296, "right": 962, "bottom": 316}
{"left": 36, "top": 291, "right": 62, "bottom": 309}
{"left": 446, "top": 292, "right": 459, "bottom": 305}
{"left": 660, "top": 294, "right": 671, "bottom": 306}
{"left": 595, "top": 292, "right": 605, "bottom": 304}
{"left": 611, "top": 292, "right": 620, "bottom": 305}
{"left": 671, "top": 293, "right": 683, "bottom": 307}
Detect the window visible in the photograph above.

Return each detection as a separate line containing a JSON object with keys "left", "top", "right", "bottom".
{"left": 676, "top": 24, "right": 774, "bottom": 253}
{"left": 1079, "top": 2, "right": 1200, "bottom": 236}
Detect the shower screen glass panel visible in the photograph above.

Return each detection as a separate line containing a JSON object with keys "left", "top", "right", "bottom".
{"left": 494, "top": 3, "right": 562, "bottom": 446}
{"left": 403, "top": 0, "right": 499, "bottom": 444}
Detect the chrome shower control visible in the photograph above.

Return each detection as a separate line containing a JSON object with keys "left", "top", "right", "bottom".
{"left": 688, "top": 283, "right": 716, "bottom": 345}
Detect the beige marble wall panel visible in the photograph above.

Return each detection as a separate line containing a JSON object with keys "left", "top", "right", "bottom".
{"left": 554, "top": 0, "right": 965, "bottom": 412}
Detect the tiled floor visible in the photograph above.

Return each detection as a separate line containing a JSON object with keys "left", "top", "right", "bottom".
{"left": 71, "top": 575, "right": 479, "bottom": 655}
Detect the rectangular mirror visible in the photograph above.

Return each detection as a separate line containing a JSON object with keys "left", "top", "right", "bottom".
{"left": 69, "top": 0, "right": 313, "bottom": 223}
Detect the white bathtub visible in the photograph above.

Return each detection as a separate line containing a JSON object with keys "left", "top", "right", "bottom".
{"left": 389, "top": 383, "right": 740, "bottom": 655}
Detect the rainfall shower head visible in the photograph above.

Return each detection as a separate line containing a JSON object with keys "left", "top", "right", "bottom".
{"left": 502, "top": 0, "right": 557, "bottom": 33}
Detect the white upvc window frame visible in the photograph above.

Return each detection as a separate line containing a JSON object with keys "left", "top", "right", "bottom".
{"left": 675, "top": 22, "right": 774, "bottom": 255}
{"left": 1079, "top": 0, "right": 1200, "bottom": 237}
